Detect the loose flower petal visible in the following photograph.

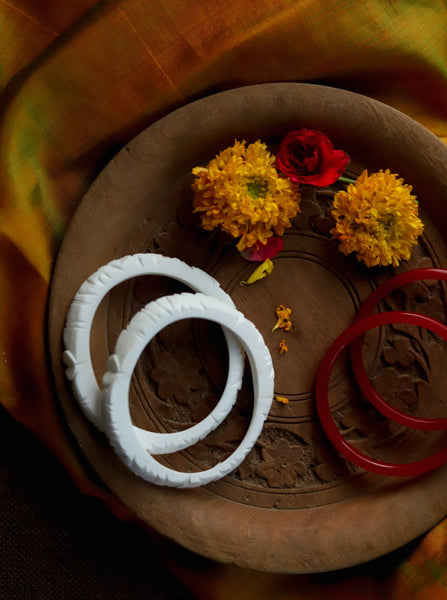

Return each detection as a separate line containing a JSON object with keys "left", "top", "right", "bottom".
{"left": 240, "top": 258, "right": 274, "bottom": 286}
{"left": 278, "top": 339, "right": 288, "bottom": 354}
{"left": 272, "top": 304, "right": 292, "bottom": 332}
{"left": 241, "top": 236, "right": 284, "bottom": 261}
{"left": 275, "top": 395, "right": 289, "bottom": 404}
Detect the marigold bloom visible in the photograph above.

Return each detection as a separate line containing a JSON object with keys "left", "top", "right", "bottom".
{"left": 330, "top": 169, "right": 424, "bottom": 267}
{"left": 192, "top": 140, "right": 300, "bottom": 251}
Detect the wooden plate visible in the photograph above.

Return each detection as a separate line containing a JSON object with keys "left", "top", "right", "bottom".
{"left": 48, "top": 83, "right": 447, "bottom": 573}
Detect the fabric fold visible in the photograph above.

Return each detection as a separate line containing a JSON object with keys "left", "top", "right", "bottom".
{"left": 2, "top": 0, "right": 447, "bottom": 597}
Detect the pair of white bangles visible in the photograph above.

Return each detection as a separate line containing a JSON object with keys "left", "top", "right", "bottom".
{"left": 63, "top": 253, "right": 274, "bottom": 488}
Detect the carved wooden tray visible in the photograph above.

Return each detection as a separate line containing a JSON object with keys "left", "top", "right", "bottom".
{"left": 48, "top": 83, "right": 447, "bottom": 573}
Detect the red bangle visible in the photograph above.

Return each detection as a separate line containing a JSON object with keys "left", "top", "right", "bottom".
{"left": 315, "top": 311, "right": 447, "bottom": 477}
{"left": 351, "top": 268, "right": 447, "bottom": 430}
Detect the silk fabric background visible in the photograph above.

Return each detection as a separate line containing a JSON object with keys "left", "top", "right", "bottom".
{"left": 2, "top": 1, "right": 447, "bottom": 597}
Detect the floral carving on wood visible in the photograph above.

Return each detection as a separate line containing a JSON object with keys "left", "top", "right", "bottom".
{"left": 118, "top": 176, "right": 447, "bottom": 507}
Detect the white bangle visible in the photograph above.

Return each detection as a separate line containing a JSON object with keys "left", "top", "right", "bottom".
{"left": 62, "top": 253, "right": 245, "bottom": 453}
{"left": 102, "top": 292, "right": 274, "bottom": 488}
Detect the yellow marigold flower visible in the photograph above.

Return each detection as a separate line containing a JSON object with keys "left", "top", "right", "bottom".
{"left": 330, "top": 169, "right": 424, "bottom": 267}
{"left": 192, "top": 140, "right": 301, "bottom": 251}
{"left": 272, "top": 304, "right": 292, "bottom": 332}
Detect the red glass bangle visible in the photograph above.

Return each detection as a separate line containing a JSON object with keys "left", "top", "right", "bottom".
{"left": 351, "top": 268, "right": 447, "bottom": 430}
{"left": 315, "top": 311, "right": 447, "bottom": 477}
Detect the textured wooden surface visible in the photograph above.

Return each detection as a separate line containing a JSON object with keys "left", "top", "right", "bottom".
{"left": 48, "top": 83, "right": 447, "bottom": 573}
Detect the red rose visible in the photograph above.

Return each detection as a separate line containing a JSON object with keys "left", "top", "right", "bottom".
{"left": 276, "top": 129, "right": 350, "bottom": 186}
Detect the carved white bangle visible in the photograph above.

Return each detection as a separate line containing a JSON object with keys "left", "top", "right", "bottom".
{"left": 102, "top": 292, "right": 274, "bottom": 488}
{"left": 62, "top": 253, "right": 245, "bottom": 453}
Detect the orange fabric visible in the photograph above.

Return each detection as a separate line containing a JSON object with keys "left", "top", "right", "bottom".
{"left": 2, "top": 0, "right": 447, "bottom": 597}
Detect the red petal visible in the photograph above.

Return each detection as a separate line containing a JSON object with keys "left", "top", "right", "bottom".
{"left": 241, "top": 236, "right": 284, "bottom": 261}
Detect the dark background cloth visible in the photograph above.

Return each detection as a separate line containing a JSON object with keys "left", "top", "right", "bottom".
{"left": 0, "top": 405, "right": 195, "bottom": 599}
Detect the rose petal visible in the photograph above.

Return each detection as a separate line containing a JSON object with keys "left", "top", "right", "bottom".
{"left": 241, "top": 236, "right": 284, "bottom": 261}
